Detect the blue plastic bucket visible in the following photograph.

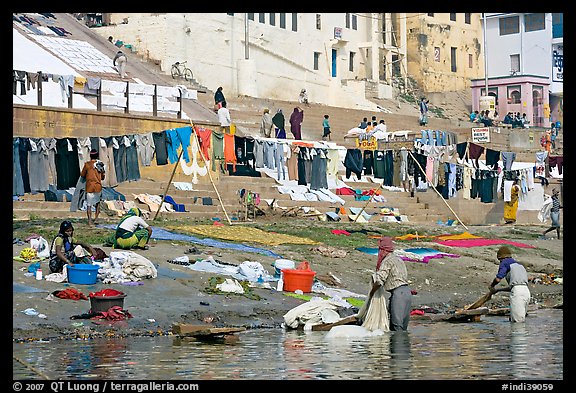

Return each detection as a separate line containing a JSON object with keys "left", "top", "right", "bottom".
{"left": 67, "top": 264, "right": 99, "bottom": 285}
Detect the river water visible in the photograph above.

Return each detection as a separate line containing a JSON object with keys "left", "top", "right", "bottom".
{"left": 13, "top": 308, "right": 562, "bottom": 380}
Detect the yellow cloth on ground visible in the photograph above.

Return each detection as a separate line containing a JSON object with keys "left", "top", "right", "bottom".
{"left": 394, "top": 233, "right": 435, "bottom": 241}
{"left": 166, "top": 225, "right": 318, "bottom": 246}
{"left": 435, "top": 231, "right": 482, "bottom": 241}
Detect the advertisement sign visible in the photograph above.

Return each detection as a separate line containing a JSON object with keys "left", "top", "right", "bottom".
{"left": 334, "top": 27, "right": 342, "bottom": 40}
{"left": 552, "top": 44, "right": 563, "bottom": 83}
{"left": 472, "top": 127, "right": 490, "bottom": 143}
{"left": 356, "top": 136, "right": 377, "bottom": 150}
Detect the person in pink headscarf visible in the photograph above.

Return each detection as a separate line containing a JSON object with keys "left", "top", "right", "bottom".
{"left": 364, "top": 236, "right": 412, "bottom": 331}
{"left": 289, "top": 107, "right": 304, "bottom": 140}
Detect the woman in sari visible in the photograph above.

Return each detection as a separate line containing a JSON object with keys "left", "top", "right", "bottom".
{"left": 289, "top": 106, "right": 304, "bottom": 140}
{"left": 272, "top": 109, "right": 286, "bottom": 139}
{"left": 504, "top": 179, "right": 521, "bottom": 224}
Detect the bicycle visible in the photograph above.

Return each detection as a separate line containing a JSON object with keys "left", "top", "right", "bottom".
{"left": 171, "top": 61, "right": 193, "bottom": 81}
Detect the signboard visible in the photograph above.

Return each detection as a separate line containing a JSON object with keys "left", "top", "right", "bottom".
{"left": 552, "top": 44, "right": 563, "bottom": 83}
{"left": 355, "top": 136, "right": 377, "bottom": 150}
{"left": 334, "top": 27, "right": 342, "bottom": 40}
{"left": 472, "top": 127, "right": 490, "bottom": 143}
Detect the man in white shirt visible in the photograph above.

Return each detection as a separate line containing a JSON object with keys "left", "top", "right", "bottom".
{"left": 217, "top": 101, "right": 232, "bottom": 133}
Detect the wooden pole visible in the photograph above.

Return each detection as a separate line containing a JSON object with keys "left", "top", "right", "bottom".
{"left": 190, "top": 123, "right": 232, "bottom": 225}
{"left": 408, "top": 150, "right": 469, "bottom": 231}
{"left": 353, "top": 182, "right": 383, "bottom": 223}
{"left": 154, "top": 148, "right": 184, "bottom": 221}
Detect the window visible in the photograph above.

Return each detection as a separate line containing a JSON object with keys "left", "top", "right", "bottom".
{"left": 345, "top": 13, "right": 350, "bottom": 28}
{"left": 292, "top": 13, "right": 297, "bottom": 32}
{"left": 427, "top": 13, "right": 434, "bottom": 17}
{"left": 508, "top": 86, "right": 522, "bottom": 104}
{"left": 434, "top": 47, "right": 440, "bottom": 62}
{"left": 552, "top": 13, "right": 563, "bottom": 38}
{"left": 525, "top": 13, "right": 545, "bottom": 32}
{"left": 352, "top": 14, "right": 357, "bottom": 30}
{"left": 247, "top": 13, "right": 254, "bottom": 21}
{"left": 314, "top": 52, "right": 320, "bottom": 71}
{"left": 465, "top": 13, "right": 471, "bottom": 24}
{"left": 450, "top": 13, "right": 456, "bottom": 22}
{"left": 499, "top": 15, "right": 519, "bottom": 35}
{"left": 259, "top": 13, "right": 265, "bottom": 23}
{"left": 450, "top": 47, "right": 457, "bottom": 72}
{"left": 510, "top": 54, "right": 520, "bottom": 73}
{"left": 316, "top": 14, "right": 321, "bottom": 30}
{"left": 269, "top": 13, "right": 275, "bottom": 26}
{"left": 280, "top": 13, "right": 286, "bottom": 29}
{"left": 468, "top": 53, "right": 473, "bottom": 68}
{"left": 349, "top": 51, "right": 355, "bottom": 72}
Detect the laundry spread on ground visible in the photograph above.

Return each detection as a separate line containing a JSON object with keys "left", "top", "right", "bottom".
{"left": 435, "top": 232, "right": 482, "bottom": 240}
{"left": 99, "top": 225, "right": 283, "bottom": 258}
{"left": 394, "top": 233, "right": 436, "bottom": 241}
{"left": 356, "top": 247, "right": 460, "bottom": 264}
{"left": 355, "top": 247, "right": 378, "bottom": 255}
{"left": 435, "top": 238, "right": 536, "bottom": 248}
{"left": 395, "top": 248, "right": 460, "bottom": 264}
{"left": 165, "top": 224, "right": 318, "bottom": 246}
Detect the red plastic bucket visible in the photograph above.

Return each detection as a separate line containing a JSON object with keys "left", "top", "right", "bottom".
{"left": 281, "top": 269, "right": 316, "bottom": 293}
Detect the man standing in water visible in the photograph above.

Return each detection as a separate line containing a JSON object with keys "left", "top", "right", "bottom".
{"left": 489, "top": 246, "right": 531, "bottom": 322}
{"left": 368, "top": 236, "right": 412, "bottom": 331}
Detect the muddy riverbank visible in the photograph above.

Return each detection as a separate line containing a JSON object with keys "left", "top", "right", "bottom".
{"left": 13, "top": 218, "right": 563, "bottom": 342}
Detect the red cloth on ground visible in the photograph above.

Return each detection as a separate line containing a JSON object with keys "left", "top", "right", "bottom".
{"left": 410, "top": 309, "right": 425, "bottom": 316}
{"left": 331, "top": 229, "right": 351, "bottom": 236}
{"left": 435, "top": 238, "right": 535, "bottom": 248}
{"left": 91, "top": 306, "right": 132, "bottom": 321}
{"left": 53, "top": 288, "right": 88, "bottom": 300}
{"left": 335, "top": 187, "right": 355, "bottom": 195}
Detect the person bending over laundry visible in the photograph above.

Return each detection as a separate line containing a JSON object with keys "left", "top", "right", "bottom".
{"left": 489, "top": 246, "right": 531, "bottom": 323}
{"left": 49, "top": 220, "right": 96, "bottom": 273}
{"left": 114, "top": 207, "right": 153, "bottom": 250}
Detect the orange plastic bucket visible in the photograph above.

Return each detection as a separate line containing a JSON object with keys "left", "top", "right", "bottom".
{"left": 281, "top": 268, "right": 316, "bottom": 293}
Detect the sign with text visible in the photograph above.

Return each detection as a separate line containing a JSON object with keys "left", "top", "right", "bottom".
{"left": 334, "top": 27, "right": 342, "bottom": 40}
{"left": 356, "top": 136, "right": 377, "bottom": 150}
{"left": 552, "top": 44, "right": 563, "bottom": 83}
{"left": 472, "top": 127, "right": 490, "bottom": 143}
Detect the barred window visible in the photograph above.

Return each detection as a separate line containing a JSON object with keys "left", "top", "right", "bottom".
{"left": 525, "top": 13, "right": 545, "bottom": 32}
{"left": 499, "top": 16, "right": 519, "bottom": 35}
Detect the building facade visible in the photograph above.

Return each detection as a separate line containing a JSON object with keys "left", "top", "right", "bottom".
{"left": 405, "top": 13, "right": 485, "bottom": 93}
{"left": 93, "top": 13, "right": 407, "bottom": 110}
{"left": 471, "top": 13, "right": 562, "bottom": 128}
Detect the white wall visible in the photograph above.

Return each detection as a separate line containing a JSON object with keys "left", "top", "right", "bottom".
{"left": 485, "top": 13, "right": 552, "bottom": 79}
{"left": 94, "top": 13, "right": 395, "bottom": 110}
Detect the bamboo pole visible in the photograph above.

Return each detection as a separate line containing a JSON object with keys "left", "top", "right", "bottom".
{"left": 353, "top": 182, "right": 383, "bottom": 223}
{"left": 408, "top": 150, "right": 469, "bottom": 231}
{"left": 154, "top": 148, "right": 184, "bottom": 221}
{"left": 190, "top": 122, "right": 232, "bottom": 225}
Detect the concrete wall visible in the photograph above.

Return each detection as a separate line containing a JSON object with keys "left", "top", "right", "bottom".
{"left": 13, "top": 105, "right": 195, "bottom": 138}
{"left": 13, "top": 105, "right": 221, "bottom": 185}
{"left": 406, "top": 13, "right": 484, "bottom": 93}
{"left": 92, "top": 13, "right": 402, "bottom": 110}
{"left": 484, "top": 13, "right": 552, "bottom": 79}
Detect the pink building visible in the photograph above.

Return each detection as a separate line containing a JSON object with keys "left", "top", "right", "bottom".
{"left": 471, "top": 75, "right": 550, "bottom": 128}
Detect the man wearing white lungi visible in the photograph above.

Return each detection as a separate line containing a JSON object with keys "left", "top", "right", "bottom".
{"left": 489, "top": 246, "right": 531, "bottom": 322}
